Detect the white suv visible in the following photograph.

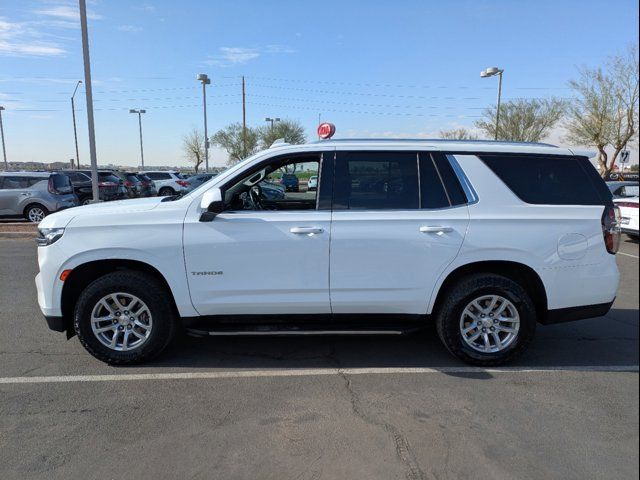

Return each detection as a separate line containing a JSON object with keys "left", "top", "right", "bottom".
{"left": 35, "top": 140, "right": 621, "bottom": 365}
{"left": 138, "top": 170, "right": 187, "bottom": 196}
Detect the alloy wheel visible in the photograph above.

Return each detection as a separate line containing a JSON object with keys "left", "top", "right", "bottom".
{"left": 459, "top": 294, "right": 520, "bottom": 353}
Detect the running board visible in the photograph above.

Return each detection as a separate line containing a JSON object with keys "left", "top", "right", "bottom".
{"left": 185, "top": 324, "right": 419, "bottom": 337}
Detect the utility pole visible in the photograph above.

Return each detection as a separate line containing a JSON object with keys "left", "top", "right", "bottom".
{"left": 129, "top": 109, "right": 146, "bottom": 169}
{"left": 242, "top": 76, "right": 247, "bottom": 158}
{"left": 71, "top": 81, "right": 82, "bottom": 169}
{"left": 0, "top": 106, "right": 7, "bottom": 171}
{"left": 197, "top": 73, "right": 211, "bottom": 172}
{"left": 79, "top": 0, "right": 99, "bottom": 202}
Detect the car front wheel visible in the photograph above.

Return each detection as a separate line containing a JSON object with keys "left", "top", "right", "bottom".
{"left": 435, "top": 274, "right": 536, "bottom": 366}
{"left": 74, "top": 271, "right": 177, "bottom": 365}
{"left": 24, "top": 204, "right": 49, "bottom": 223}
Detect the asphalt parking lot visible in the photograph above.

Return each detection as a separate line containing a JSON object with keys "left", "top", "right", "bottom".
{"left": 0, "top": 237, "right": 638, "bottom": 480}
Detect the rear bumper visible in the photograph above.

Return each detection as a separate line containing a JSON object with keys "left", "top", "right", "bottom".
{"left": 541, "top": 300, "right": 615, "bottom": 325}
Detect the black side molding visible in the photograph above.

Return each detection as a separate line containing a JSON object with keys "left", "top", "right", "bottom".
{"left": 542, "top": 300, "right": 614, "bottom": 325}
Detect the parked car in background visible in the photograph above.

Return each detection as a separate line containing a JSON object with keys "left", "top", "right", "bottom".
{"left": 0, "top": 172, "right": 78, "bottom": 222}
{"left": 112, "top": 171, "right": 143, "bottom": 198}
{"left": 308, "top": 175, "right": 318, "bottom": 191}
{"left": 58, "top": 171, "right": 94, "bottom": 205}
{"left": 139, "top": 170, "right": 188, "bottom": 196}
{"left": 136, "top": 173, "right": 158, "bottom": 197}
{"left": 260, "top": 181, "right": 286, "bottom": 201}
{"left": 77, "top": 170, "right": 127, "bottom": 202}
{"left": 184, "top": 173, "right": 216, "bottom": 192}
{"left": 614, "top": 196, "right": 639, "bottom": 239}
{"left": 607, "top": 181, "right": 639, "bottom": 199}
{"left": 280, "top": 173, "right": 299, "bottom": 192}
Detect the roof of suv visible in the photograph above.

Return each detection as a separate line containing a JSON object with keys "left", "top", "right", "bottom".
{"left": 0, "top": 171, "right": 52, "bottom": 177}
{"left": 268, "top": 138, "right": 578, "bottom": 157}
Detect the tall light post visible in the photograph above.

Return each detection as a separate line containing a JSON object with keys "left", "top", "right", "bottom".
{"left": 129, "top": 109, "right": 146, "bottom": 169}
{"left": 0, "top": 106, "right": 7, "bottom": 171}
{"left": 265, "top": 117, "right": 280, "bottom": 129}
{"left": 480, "top": 66, "right": 504, "bottom": 140}
{"left": 197, "top": 73, "right": 211, "bottom": 172}
{"left": 79, "top": 0, "right": 99, "bottom": 203}
{"left": 71, "top": 80, "right": 82, "bottom": 169}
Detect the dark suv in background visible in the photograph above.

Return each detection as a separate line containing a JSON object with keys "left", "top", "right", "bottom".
{"left": 77, "top": 170, "right": 127, "bottom": 202}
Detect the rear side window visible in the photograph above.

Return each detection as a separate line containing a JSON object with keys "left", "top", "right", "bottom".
{"left": 1, "top": 176, "right": 30, "bottom": 189}
{"left": 333, "top": 152, "right": 419, "bottom": 210}
{"left": 479, "top": 155, "right": 607, "bottom": 205}
{"left": 419, "top": 153, "right": 468, "bottom": 208}
{"left": 126, "top": 174, "right": 139, "bottom": 182}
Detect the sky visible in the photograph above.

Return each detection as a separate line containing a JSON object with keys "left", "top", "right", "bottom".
{"left": 1, "top": 0, "right": 639, "bottom": 168}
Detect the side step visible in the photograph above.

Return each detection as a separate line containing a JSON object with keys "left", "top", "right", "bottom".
{"left": 186, "top": 323, "right": 421, "bottom": 337}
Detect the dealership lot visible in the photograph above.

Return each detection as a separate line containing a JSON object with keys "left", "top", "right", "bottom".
{"left": 0, "top": 238, "right": 638, "bottom": 479}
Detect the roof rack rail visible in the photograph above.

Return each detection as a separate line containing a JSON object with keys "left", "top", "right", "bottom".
{"left": 270, "top": 138, "right": 290, "bottom": 148}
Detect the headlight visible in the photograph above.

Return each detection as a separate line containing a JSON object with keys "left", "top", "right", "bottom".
{"left": 36, "top": 228, "right": 65, "bottom": 246}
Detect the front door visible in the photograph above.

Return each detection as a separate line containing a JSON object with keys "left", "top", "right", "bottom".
{"left": 183, "top": 153, "right": 332, "bottom": 316}
{"left": 329, "top": 151, "right": 470, "bottom": 314}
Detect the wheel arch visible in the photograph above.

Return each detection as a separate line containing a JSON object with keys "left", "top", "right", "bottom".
{"left": 430, "top": 260, "right": 548, "bottom": 323}
{"left": 60, "top": 259, "right": 179, "bottom": 336}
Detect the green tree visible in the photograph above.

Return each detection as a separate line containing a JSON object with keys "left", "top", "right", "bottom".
{"left": 565, "top": 45, "right": 639, "bottom": 178}
{"left": 258, "top": 119, "right": 306, "bottom": 149}
{"left": 476, "top": 98, "right": 567, "bottom": 142}
{"left": 211, "top": 123, "right": 260, "bottom": 166}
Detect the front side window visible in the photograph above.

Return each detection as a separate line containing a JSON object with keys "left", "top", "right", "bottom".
{"left": 224, "top": 155, "right": 320, "bottom": 211}
{"left": 333, "top": 152, "right": 419, "bottom": 210}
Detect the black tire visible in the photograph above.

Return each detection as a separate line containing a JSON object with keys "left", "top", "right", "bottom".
{"left": 74, "top": 270, "right": 178, "bottom": 365}
{"left": 435, "top": 274, "right": 536, "bottom": 366}
{"left": 80, "top": 196, "right": 92, "bottom": 206}
{"left": 24, "top": 203, "right": 49, "bottom": 223}
{"left": 159, "top": 187, "right": 174, "bottom": 197}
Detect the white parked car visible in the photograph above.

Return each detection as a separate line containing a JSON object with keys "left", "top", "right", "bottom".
{"left": 613, "top": 197, "right": 639, "bottom": 239}
{"left": 138, "top": 170, "right": 188, "bottom": 196}
{"left": 35, "top": 139, "right": 621, "bottom": 366}
{"left": 307, "top": 175, "right": 318, "bottom": 191}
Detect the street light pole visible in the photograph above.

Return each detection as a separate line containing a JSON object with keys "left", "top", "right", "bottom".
{"left": 71, "top": 80, "right": 82, "bottom": 169}
{"left": 197, "top": 73, "right": 211, "bottom": 172}
{"left": 480, "top": 67, "right": 504, "bottom": 140}
{"left": 79, "top": 0, "right": 99, "bottom": 203}
{"left": 0, "top": 106, "right": 7, "bottom": 171}
{"left": 129, "top": 109, "right": 146, "bottom": 169}
{"left": 265, "top": 117, "right": 280, "bottom": 129}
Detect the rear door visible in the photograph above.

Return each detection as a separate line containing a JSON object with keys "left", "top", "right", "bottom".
{"left": 0, "top": 175, "right": 31, "bottom": 215}
{"left": 329, "top": 151, "right": 470, "bottom": 314}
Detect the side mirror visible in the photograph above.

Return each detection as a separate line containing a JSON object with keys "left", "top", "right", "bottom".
{"left": 199, "top": 188, "right": 224, "bottom": 222}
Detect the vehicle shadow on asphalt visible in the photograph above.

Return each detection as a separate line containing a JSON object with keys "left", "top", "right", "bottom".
{"left": 133, "top": 308, "right": 639, "bottom": 371}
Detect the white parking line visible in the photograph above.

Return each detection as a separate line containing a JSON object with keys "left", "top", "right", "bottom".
{"left": 618, "top": 252, "right": 639, "bottom": 259}
{"left": 0, "top": 365, "right": 637, "bottom": 385}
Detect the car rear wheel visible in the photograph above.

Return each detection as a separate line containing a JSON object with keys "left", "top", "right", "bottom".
{"left": 81, "top": 197, "right": 93, "bottom": 206}
{"left": 24, "top": 204, "right": 49, "bottom": 223}
{"left": 74, "top": 271, "right": 178, "bottom": 365}
{"left": 159, "top": 187, "right": 175, "bottom": 196}
{"left": 435, "top": 274, "right": 536, "bottom": 366}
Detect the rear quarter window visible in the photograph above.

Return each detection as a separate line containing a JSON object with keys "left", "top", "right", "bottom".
{"left": 479, "top": 155, "right": 609, "bottom": 206}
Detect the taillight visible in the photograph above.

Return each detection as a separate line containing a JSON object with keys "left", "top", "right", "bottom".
{"left": 125, "top": 180, "right": 133, "bottom": 187}
{"left": 176, "top": 180, "right": 189, "bottom": 187}
{"left": 602, "top": 205, "right": 621, "bottom": 255}
{"left": 47, "top": 177, "right": 56, "bottom": 194}
{"left": 615, "top": 201, "right": 639, "bottom": 209}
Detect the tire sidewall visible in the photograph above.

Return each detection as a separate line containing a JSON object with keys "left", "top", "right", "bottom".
{"left": 74, "top": 272, "right": 175, "bottom": 364}
{"left": 438, "top": 276, "right": 537, "bottom": 365}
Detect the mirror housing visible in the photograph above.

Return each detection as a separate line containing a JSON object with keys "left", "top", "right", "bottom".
{"left": 199, "top": 188, "right": 225, "bottom": 222}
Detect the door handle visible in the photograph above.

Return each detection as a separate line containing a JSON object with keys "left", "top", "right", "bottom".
{"left": 290, "top": 227, "right": 324, "bottom": 235}
{"left": 420, "top": 226, "right": 453, "bottom": 234}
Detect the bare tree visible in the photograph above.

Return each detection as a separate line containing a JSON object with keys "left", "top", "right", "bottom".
{"left": 476, "top": 98, "right": 567, "bottom": 142}
{"left": 211, "top": 123, "right": 260, "bottom": 166}
{"left": 565, "top": 45, "right": 639, "bottom": 177}
{"left": 258, "top": 119, "right": 306, "bottom": 149}
{"left": 182, "top": 129, "right": 205, "bottom": 173}
{"left": 439, "top": 127, "right": 478, "bottom": 140}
